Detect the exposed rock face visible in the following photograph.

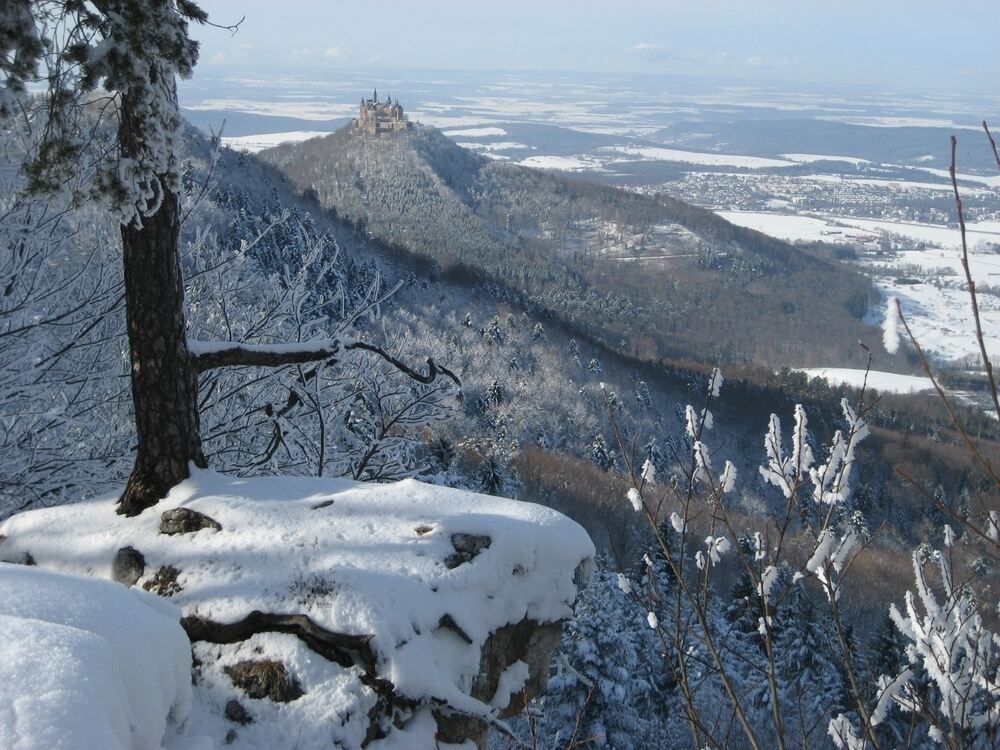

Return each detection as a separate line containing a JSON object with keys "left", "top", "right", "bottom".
{"left": 434, "top": 617, "right": 564, "bottom": 748}
{"left": 445, "top": 533, "right": 491, "bottom": 569}
{"left": 142, "top": 565, "right": 182, "bottom": 597}
{"left": 159, "top": 508, "right": 222, "bottom": 535}
{"left": 112, "top": 546, "right": 145, "bottom": 586}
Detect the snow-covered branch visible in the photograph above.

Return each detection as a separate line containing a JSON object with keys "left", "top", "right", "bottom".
{"left": 189, "top": 337, "right": 343, "bottom": 372}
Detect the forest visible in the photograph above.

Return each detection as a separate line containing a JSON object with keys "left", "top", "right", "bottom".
{"left": 262, "top": 125, "right": 892, "bottom": 368}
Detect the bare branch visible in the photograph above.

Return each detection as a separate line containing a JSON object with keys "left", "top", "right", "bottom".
{"left": 949, "top": 135, "right": 1000, "bottom": 422}
{"left": 345, "top": 341, "right": 461, "bottom": 387}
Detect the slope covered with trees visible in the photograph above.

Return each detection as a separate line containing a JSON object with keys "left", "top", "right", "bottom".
{"left": 262, "top": 125, "right": 889, "bottom": 368}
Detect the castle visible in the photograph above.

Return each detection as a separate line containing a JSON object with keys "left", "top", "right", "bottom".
{"left": 351, "top": 90, "right": 410, "bottom": 135}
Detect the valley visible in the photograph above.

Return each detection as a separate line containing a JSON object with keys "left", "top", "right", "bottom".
{"left": 182, "top": 69, "right": 1000, "bottom": 375}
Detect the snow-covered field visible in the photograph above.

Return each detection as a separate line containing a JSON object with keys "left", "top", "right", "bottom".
{"left": 796, "top": 368, "right": 934, "bottom": 394}
{"left": 519, "top": 154, "right": 605, "bottom": 171}
{"left": 718, "top": 209, "right": 1000, "bottom": 362}
{"left": 186, "top": 99, "right": 356, "bottom": 121}
{"left": 222, "top": 131, "right": 332, "bottom": 153}
{"left": 443, "top": 126, "right": 507, "bottom": 137}
{"left": 717, "top": 211, "right": 874, "bottom": 243}
{"left": 455, "top": 140, "right": 534, "bottom": 152}
{"left": 839, "top": 217, "right": 1000, "bottom": 249}
{"left": 719, "top": 210, "right": 1000, "bottom": 251}
{"left": 601, "top": 145, "right": 795, "bottom": 169}
{"left": 782, "top": 153, "right": 872, "bottom": 166}
{"left": 802, "top": 173, "right": 990, "bottom": 194}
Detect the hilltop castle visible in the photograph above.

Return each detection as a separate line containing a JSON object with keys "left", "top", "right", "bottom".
{"left": 352, "top": 90, "right": 410, "bottom": 135}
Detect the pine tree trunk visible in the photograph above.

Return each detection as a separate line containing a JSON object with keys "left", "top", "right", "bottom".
{"left": 117, "top": 86, "right": 206, "bottom": 517}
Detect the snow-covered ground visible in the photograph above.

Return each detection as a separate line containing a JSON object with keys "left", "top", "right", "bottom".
{"left": 221, "top": 131, "right": 332, "bottom": 153}
{"left": 797, "top": 368, "right": 934, "bottom": 394}
{"left": 0, "top": 565, "right": 193, "bottom": 750}
{"left": 600, "top": 145, "right": 795, "bottom": 169}
{"left": 719, "top": 209, "right": 1000, "bottom": 362}
{"left": 518, "top": 154, "right": 605, "bottom": 171}
{"left": 455, "top": 141, "right": 534, "bottom": 152}
{"left": 0, "top": 471, "right": 594, "bottom": 749}
{"left": 838, "top": 217, "right": 1000, "bottom": 249}
{"left": 719, "top": 210, "right": 1000, "bottom": 251}
{"left": 717, "top": 210, "right": 857, "bottom": 243}
{"left": 802, "top": 173, "right": 991, "bottom": 194}
{"left": 443, "top": 126, "right": 508, "bottom": 137}
{"left": 782, "top": 153, "right": 872, "bottom": 166}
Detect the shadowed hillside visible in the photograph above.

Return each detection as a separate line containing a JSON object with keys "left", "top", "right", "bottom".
{"left": 261, "top": 124, "right": 897, "bottom": 368}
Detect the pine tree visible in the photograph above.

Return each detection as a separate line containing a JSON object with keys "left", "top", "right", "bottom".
{"left": 590, "top": 434, "right": 615, "bottom": 471}
{"left": 774, "top": 584, "right": 844, "bottom": 747}
{"left": 529, "top": 565, "right": 670, "bottom": 748}
{"left": 636, "top": 380, "right": 652, "bottom": 410}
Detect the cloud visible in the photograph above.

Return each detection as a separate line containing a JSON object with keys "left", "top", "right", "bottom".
{"left": 211, "top": 51, "right": 225, "bottom": 64}
{"left": 627, "top": 42, "right": 679, "bottom": 63}
{"left": 323, "top": 46, "right": 343, "bottom": 59}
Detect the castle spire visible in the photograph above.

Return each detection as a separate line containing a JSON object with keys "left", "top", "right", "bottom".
{"left": 373, "top": 88, "right": 378, "bottom": 103}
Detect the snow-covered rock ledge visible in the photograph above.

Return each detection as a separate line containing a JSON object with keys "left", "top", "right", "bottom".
{"left": 0, "top": 471, "right": 594, "bottom": 748}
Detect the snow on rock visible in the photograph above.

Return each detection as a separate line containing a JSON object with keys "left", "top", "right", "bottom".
{"left": 0, "top": 564, "right": 192, "bottom": 750}
{"left": 0, "top": 471, "right": 594, "bottom": 748}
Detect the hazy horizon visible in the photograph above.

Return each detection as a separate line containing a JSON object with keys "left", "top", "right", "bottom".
{"left": 189, "top": 1, "right": 1000, "bottom": 95}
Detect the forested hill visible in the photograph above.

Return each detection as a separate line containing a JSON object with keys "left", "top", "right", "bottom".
{"left": 261, "top": 124, "right": 895, "bottom": 368}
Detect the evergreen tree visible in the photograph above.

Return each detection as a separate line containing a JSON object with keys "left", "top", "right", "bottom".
{"left": 636, "top": 380, "right": 652, "bottom": 410}
{"left": 528, "top": 565, "right": 672, "bottom": 749}
{"left": 590, "top": 434, "right": 614, "bottom": 471}
{"left": 774, "top": 584, "right": 844, "bottom": 747}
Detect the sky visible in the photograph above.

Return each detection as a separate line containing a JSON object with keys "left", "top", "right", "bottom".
{"left": 189, "top": 1, "right": 1000, "bottom": 92}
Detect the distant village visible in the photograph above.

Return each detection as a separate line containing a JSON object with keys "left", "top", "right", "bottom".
{"left": 352, "top": 90, "right": 411, "bottom": 135}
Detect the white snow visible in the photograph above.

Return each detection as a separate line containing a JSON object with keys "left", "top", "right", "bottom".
{"left": 489, "top": 660, "right": 530, "bottom": 708}
{"left": 797, "top": 368, "right": 934, "bottom": 394}
{"left": 443, "top": 127, "right": 507, "bottom": 137}
{"left": 782, "top": 153, "right": 872, "bottom": 166}
{"left": 802, "top": 173, "right": 989, "bottom": 194}
{"left": 836, "top": 217, "right": 1000, "bottom": 249}
{"left": 0, "top": 471, "right": 594, "bottom": 748}
{"left": 221, "top": 131, "right": 332, "bottom": 154}
{"left": 915, "top": 166, "right": 1000, "bottom": 189}
{"left": 717, "top": 210, "right": 1000, "bottom": 252}
{"left": 717, "top": 209, "right": 1000, "bottom": 362}
{"left": 455, "top": 141, "right": 533, "bottom": 152}
{"left": 717, "top": 211, "right": 854, "bottom": 243}
{"left": 187, "top": 337, "right": 341, "bottom": 357}
{"left": 186, "top": 99, "right": 357, "bottom": 121}
{"left": 0, "top": 565, "right": 193, "bottom": 750}
{"left": 820, "top": 116, "right": 981, "bottom": 130}
{"left": 518, "top": 155, "right": 604, "bottom": 172}
{"left": 601, "top": 145, "right": 795, "bottom": 169}
{"left": 882, "top": 297, "right": 901, "bottom": 354}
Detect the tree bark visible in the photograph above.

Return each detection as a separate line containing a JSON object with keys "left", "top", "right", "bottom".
{"left": 117, "top": 84, "right": 206, "bottom": 517}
